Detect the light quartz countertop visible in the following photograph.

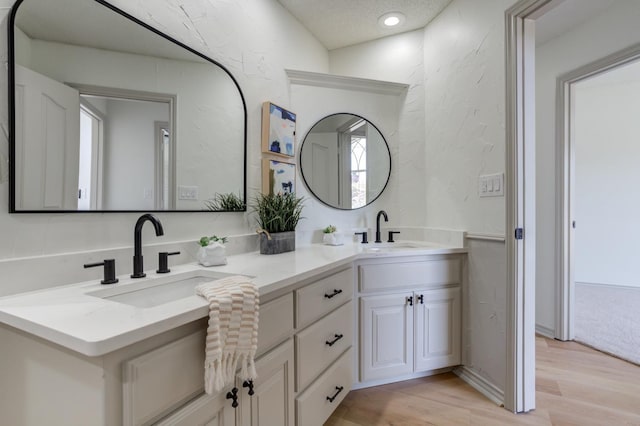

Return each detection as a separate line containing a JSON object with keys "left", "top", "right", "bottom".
{"left": 0, "top": 242, "right": 466, "bottom": 357}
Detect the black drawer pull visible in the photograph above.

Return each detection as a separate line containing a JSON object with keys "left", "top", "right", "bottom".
{"left": 324, "top": 289, "right": 343, "bottom": 299}
{"left": 326, "top": 386, "right": 344, "bottom": 403}
{"left": 325, "top": 333, "right": 344, "bottom": 347}
{"left": 226, "top": 387, "right": 239, "bottom": 408}
{"left": 417, "top": 294, "right": 424, "bottom": 304}
{"left": 407, "top": 296, "right": 413, "bottom": 306}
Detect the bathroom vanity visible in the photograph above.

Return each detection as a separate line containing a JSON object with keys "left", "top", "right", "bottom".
{"left": 0, "top": 243, "right": 465, "bottom": 425}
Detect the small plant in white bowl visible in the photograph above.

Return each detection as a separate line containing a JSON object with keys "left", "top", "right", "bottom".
{"left": 322, "top": 225, "right": 343, "bottom": 246}
{"left": 197, "top": 235, "right": 228, "bottom": 266}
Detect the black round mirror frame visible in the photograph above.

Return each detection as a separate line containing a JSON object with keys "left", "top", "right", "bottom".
{"left": 299, "top": 113, "right": 391, "bottom": 211}
{"left": 7, "top": 0, "right": 248, "bottom": 213}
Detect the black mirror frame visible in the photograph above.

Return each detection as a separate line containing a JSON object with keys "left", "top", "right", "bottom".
{"left": 7, "top": 0, "right": 247, "bottom": 213}
{"left": 299, "top": 112, "right": 392, "bottom": 210}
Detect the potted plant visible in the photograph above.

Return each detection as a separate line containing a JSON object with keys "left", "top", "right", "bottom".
{"left": 252, "top": 193, "right": 304, "bottom": 255}
{"left": 197, "top": 235, "right": 228, "bottom": 266}
{"left": 322, "top": 225, "right": 343, "bottom": 246}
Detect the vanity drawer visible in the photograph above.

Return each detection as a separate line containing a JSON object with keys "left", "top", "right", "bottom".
{"left": 257, "top": 293, "right": 294, "bottom": 356}
{"left": 295, "top": 301, "right": 353, "bottom": 392}
{"left": 358, "top": 257, "right": 460, "bottom": 292}
{"left": 296, "top": 347, "right": 352, "bottom": 426}
{"left": 296, "top": 267, "right": 353, "bottom": 329}
{"left": 122, "top": 330, "right": 205, "bottom": 426}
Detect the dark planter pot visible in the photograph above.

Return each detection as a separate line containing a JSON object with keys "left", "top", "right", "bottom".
{"left": 260, "top": 231, "right": 295, "bottom": 255}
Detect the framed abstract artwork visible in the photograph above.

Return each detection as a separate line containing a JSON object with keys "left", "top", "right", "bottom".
{"left": 262, "top": 159, "right": 296, "bottom": 195}
{"left": 262, "top": 102, "right": 296, "bottom": 157}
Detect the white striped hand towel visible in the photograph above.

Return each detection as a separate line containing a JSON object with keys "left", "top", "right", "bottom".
{"left": 195, "top": 276, "right": 259, "bottom": 394}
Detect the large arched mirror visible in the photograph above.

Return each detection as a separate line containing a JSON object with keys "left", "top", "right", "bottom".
{"left": 9, "top": 0, "right": 246, "bottom": 212}
{"left": 300, "top": 113, "right": 391, "bottom": 210}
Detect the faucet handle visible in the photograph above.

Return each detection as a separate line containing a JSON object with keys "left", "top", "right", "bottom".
{"left": 354, "top": 232, "right": 368, "bottom": 244}
{"left": 387, "top": 231, "right": 401, "bottom": 243}
{"left": 157, "top": 251, "right": 180, "bottom": 274}
{"left": 84, "top": 259, "right": 119, "bottom": 285}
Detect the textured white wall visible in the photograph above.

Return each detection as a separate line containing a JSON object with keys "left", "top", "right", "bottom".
{"left": 574, "top": 80, "right": 640, "bottom": 288}
{"left": 0, "top": 0, "right": 328, "bottom": 283}
{"left": 422, "top": 0, "right": 512, "bottom": 393}
{"left": 535, "top": 0, "right": 640, "bottom": 331}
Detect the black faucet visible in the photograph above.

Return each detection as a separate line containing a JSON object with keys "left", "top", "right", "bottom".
{"left": 375, "top": 210, "right": 388, "bottom": 243}
{"left": 131, "top": 213, "right": 164, "bottom": 278}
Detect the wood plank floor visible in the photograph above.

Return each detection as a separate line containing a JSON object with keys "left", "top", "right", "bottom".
{"left": 325, "top": 336, "right": 640, "bottom": 425}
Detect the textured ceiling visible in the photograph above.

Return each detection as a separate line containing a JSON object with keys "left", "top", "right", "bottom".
{"left": 276, "top": 0, "right": 453, "bottom": 50}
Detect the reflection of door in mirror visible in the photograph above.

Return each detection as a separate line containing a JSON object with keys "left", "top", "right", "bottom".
{"left": 77, "top": 90, "right": 173, "bottom": 211}
{"left": 15, "top": 65, "right": 80, "bottom": 210}
{"left": 78, "top": 101, "right": 103, "bottom": 210}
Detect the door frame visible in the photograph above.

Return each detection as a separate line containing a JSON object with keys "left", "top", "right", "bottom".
{"left": 555, "top": 43, "right": 640, "bottom": 341}
{"left": 504, "top": 0, "right": 562, "bottom": 413}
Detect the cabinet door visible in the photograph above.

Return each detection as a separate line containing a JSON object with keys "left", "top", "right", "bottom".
{"left": 414, "top": 287, "right": 461, "bottom": 371}
{"left": 360, "top": 293, "right": 414, "bottom": 381}
{"left": 154, "top": 389, "right": 235, "bottom": 426}
{"left": 239, "top": 339, "right": 294, "bottom": 426}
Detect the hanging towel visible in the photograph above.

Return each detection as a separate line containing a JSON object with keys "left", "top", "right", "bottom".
{"left": 195, "top": 276, "right": 259, "bottom": 394}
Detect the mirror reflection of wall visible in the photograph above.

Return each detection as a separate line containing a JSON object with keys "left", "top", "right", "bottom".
{"left": 300, "top": 114, "right": 391, "bottom": 210}
{"left": 10, "top": 0, "right": 246, "bottom": 212}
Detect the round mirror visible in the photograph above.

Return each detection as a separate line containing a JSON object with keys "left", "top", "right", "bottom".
{"left": 300, "top": 113, "right": 391, "bottom": 210}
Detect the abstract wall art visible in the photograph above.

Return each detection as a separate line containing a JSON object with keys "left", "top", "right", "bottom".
{"left": 262, "top": 102, "right": 296, "bottom": 157}
{"left": 262, "top": 159, "right": 296, "bottom": 195}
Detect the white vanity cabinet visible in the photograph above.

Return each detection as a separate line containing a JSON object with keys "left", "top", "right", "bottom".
{"left": 357, "top": 255, "right": 462, "bottom": 384}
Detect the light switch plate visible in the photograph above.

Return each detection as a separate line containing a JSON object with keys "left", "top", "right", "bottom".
{"left": 479, "top": 173, "right": 504, "bottom": 197}
{"left": 178, "top": 185, "right": 198, "bottom": 200}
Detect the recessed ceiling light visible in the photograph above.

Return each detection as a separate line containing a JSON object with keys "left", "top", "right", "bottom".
{"left": 378, "top": 12, "right": 406, "bottom": 28}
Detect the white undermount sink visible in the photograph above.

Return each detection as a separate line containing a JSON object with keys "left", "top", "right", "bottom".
{"left": 87, "top": 269, "right": 243, "bottom": 308}
{"left": 362, "top": 241, "right": 439, "bottom": 253}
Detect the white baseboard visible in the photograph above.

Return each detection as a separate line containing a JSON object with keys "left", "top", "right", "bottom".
{"left": 577, "top": 281, "right": 640, "bottom": 291}
{"left": 535, "top": 324, "right": 555, "bottom": 339}
{"left": 453, "top": 366, "right": 504, "bottom": 406}
{"left": 352, "top": 367, "right": 453, "bottom": 390}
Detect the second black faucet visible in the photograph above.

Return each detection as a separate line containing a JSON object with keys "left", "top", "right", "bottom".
{"left": 375, "top": 210, "right": 388, "bottom": 243}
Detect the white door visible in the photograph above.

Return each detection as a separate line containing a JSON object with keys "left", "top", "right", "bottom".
{"left": 240, "top": 340, "right": 294, "bottom": 426}
{"left": 414, "top": 288, "right": 461, "bottom": 371}
{"left": 14, "top": 65, "right": 80, "bottom": 210}
{"left": 360, "top": 293, "right": 413, "bottom": 381}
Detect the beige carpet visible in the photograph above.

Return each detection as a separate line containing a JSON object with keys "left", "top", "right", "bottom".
{"left": 574, "top": 282, "right": 640, "bottom": 365}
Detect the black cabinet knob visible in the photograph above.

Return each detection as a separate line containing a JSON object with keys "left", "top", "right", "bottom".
{"left": 84, "top": 259, "right": 119, "bottom": 285}
{"left": 226, "top": 387, "right": 239, "bottom": 408}
{"left": 243, "top": 379, "right": 255, "bottom": 396}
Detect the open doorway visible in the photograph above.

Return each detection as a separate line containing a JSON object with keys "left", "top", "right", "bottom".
{"left": 507, "top": 0, "right": 640, "bottom": 414}
{"left": 555, "top": 51, "right": 640, "bottom": 365}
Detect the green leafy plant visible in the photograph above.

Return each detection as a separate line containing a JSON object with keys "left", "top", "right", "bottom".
{"left": 323, "top": 225, "right": 337, "bottom": 234}
{"left": 252, "top": 193, "right": 305, "bottom": 234}
{"left": 198, "top": 235, "right": 228, "bottom": 247}
{"left": 204, "top": 192, "right": 246, "bottom": 211}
